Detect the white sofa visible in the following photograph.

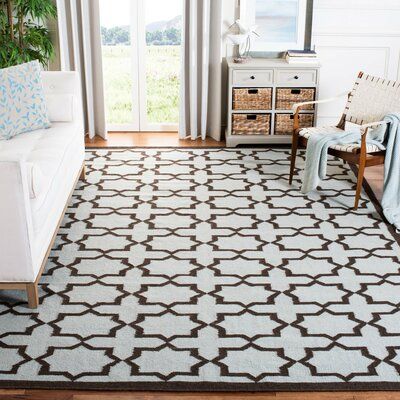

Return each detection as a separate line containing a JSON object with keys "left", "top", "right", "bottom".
{"left": 0, "top": 71, "right": 85, "bottom": 308}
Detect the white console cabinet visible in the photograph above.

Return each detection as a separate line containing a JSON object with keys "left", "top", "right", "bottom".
{"left": 226, "top": 58, "right": 320, "bottom": 147}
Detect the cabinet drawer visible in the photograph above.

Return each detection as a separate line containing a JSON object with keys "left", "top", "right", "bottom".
{"left": 232, "top": 113, "right": 271, "bottom": 135}
{"left": 276, "top": 70, "right": 317, "bottom": 86}
{"left": 275, "top": 113, "right": 314, "bottom": 135}
{"left": 233, "top": 69, "right": 273, "bottom": 87}
{"left": 276, "top": 88, "right": 315, "bottom": 110}
{"left": 233, "top": 88, "right": 272, "bottom": 110}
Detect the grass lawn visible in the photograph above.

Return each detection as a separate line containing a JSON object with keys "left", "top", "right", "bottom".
{"left": 102, "top": 45, "right": 180, "bottom": 125}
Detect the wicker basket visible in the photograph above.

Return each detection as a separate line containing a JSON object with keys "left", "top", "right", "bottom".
{"left": 233, "top": 88, "right": 272, "bottom": 110}
{"left": 275, "top": 113, "right": 314, "bottom": 135}
{"left": 276, "top": 88, "right": 315, "bottom": 111}
{"left": 232, "top": 114, "right": 271, "bottom": 135}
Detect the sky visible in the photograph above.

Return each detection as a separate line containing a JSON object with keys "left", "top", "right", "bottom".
{"left": 100, "top": 0, "right": 182, "bottom": 27}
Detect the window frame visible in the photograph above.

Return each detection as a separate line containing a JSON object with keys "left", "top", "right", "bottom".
{"left": 101, "top": 0, "right": 181, "bottom": 133}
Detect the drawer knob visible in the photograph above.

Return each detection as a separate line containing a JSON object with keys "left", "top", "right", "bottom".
{"left": 294, "top": 75, "right": 299, "bottom": 80}
{"left": 250, "top": 76, "right": 255, "bottom": 80}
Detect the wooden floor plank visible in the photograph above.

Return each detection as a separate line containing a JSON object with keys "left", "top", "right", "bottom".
{"left": 0, "top": 390, "right": 26, "bottom": 398}
{"left": 85, "top": 132, "right": 225, "bottom": 148}
{"left": 276, "top": 393, "right": 355, "bottom": 400}
{"left": 73, "top": 393, "right": 276, "bottom": 400}
{"left": 0, "top": 394, "right": 72, "bottom": 400}
{"left": 2, "top": 391, "right": 400, "bottom": 400}
{"left": 353, "top": 394, "right": 400, "bottom": 400}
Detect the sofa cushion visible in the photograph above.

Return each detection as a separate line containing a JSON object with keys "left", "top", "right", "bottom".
{"left": 46, "top": 94, "right": 74, "bottom": 122}
{"left": 0, "top": 122, "right": 81, "bottom": 204}
{"left": 0, "top": 61, "right": 51, "bottom": 140}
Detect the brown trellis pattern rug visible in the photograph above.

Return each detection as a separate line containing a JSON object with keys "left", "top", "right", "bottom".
{"left": 1, "top": 148, "right": 400, "bottom": 391}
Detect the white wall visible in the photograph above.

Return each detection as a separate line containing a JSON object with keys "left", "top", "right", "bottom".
{"left": 312, "top": 0, "right": 400, "bottom": 126}
{"left": 223, "top": 0, "right": 399, "bottom": 127}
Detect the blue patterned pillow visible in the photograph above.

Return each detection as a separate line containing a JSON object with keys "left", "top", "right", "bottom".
{"left": 0, "top": 60, "right": 51, "bottom": 140}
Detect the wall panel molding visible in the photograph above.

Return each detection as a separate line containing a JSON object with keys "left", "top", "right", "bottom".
{"left": 398, "top": 51, "right": 400, "bottom": 81}
{"left": 314, "top": 32, "right": 400, "bottom": 38}
{"left": 315, "top": 45, "right": 391, "bottom": 123}
{"left": 316, "top": 46, "right": 391, "bottom": 77}
{"left": 315, "top": 0, "right": 400, "bottom": 10}
{"left": 312, "top": 0, "right": 398, "bottom": 126}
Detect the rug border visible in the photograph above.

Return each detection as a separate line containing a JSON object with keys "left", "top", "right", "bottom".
{"left": 1, "top": 380, "right": 400, "bottom": 392}
{"left": 2, "top": 147, "right": 399, "bottom": 392}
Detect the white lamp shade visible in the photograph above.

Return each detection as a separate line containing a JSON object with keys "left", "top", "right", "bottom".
{"left": 227, "top": 34, "right": 247, "bottom": 46}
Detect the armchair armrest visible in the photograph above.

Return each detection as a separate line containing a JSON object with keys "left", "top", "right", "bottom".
{"left": 356, "top": 121, "right": 389, "bottom": 154}
{"left": 360, "top": 120, "right": 388, "bottom": 134}
{"left": 292, "top": 91, "right": 350, "bottom": 114}
{"left": 292, "top": 91, "right": 350, "bottom": 133}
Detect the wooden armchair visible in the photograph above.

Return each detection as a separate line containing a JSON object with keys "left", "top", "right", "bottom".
{"left": 289, "top": 72, "right": 400, "bottom": 209}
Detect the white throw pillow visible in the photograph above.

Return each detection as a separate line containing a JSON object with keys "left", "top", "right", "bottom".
{"left": 46, "top": 94, "right": 74, "bottom": 122}
{"left": 0, "top": 60, "right": 51, "bottom": 140}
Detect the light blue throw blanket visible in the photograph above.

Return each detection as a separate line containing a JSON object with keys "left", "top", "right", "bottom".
{"left": 301, "top": 113, "right": 400, "bottom": 230}
{"left": 381, "top": 114, "right": 400, "bottom": 229}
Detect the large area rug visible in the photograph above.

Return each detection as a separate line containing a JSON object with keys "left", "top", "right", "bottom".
{"left": 1, "top": 148, "right": 400, "bottom": 391}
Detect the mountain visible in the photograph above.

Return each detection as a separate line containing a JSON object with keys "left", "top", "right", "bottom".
{"left": 146, "top": 15, "right": 182, "bottom": 33}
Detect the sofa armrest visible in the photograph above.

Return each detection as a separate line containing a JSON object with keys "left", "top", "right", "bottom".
{"left": 0, "top": 160, "right": 35, "bottom": 282}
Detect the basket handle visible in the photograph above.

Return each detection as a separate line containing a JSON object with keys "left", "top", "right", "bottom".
{"left": 247, "top": 114, "right": 257, "bottom": 120}
{"left": 248, "top": 89, "right": 259, "bottom": 95}
{"left": 291, "top": 89, "right": 301, "bottom": 95}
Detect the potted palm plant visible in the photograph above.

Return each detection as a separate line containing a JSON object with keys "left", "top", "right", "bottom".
{"left": 0, "top": 0, "right": 57, "bottom": 68}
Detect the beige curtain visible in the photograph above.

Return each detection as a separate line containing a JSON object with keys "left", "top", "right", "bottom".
{"left": 179, "top": 0, "right": 223, "bottom": 141}
{"left": 57, "top": 0, "right": 107, "bottom": 139}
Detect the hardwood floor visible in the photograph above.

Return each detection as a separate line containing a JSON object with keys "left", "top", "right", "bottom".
{"left": 85, "top": 132, "right": 225, "bottom": 148}
{"left": 0, "top": 133, "right": 388, "bottom": 400}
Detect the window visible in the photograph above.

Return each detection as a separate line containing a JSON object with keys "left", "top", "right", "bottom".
{"left": 144, "top": 0, "right": 182, "bottom": 128}
{"left": 240, "top": 0, "right": 310, "bottom": 52}
{"left": 100, "top": 0, "right": 182, "bottom": 131}
{"left": 100, "top": 0, "right": 132, "bottom": 128}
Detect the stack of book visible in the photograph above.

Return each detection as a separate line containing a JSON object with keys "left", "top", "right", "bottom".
{"left": 286, "top": 50, "right": 318, "bottom": 64}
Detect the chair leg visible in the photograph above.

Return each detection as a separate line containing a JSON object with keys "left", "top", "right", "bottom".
{"left": 289, "top": 132, "right": 299, "bottom": 185}
{"left": 26, "top": 283, "right": 39, "bottom": 309}
{"left": 354, "top": 157, "right": 366, "bottom": 210}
